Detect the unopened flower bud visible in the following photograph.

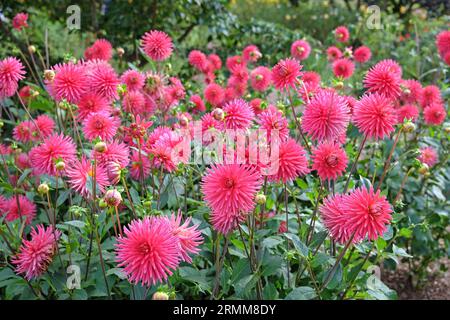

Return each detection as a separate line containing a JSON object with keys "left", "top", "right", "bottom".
{"left": 38, "top": 183, "right": 49, "bottom": 195}
{"left": 0, "top": 121, "right": 4, "bottom": 128}
{"left": 213, "top": 108, "right": 224, "bottom": 121}
{"left": 444, "top": 125, "right": 450, "bottom": 134}
{"left": 44, "top": 70, "right": 55, "bottom": 82}
{"left": 255, "top": 194, "right": 266, "bottom": 205}
{"left": 402, "top": 121, "right": 415, "bottom": 133}
{"left": 104, "top": 189, "right": 122, "bottom": 207}
{"left": 255, "top": 74, "right": 263, "bottom": 81}
{"left": 334, "top": 81, "right": 344, "bottom": 90}
{"left": 30, "top": 89, "right": 39, "bottom": 98}
{"left": 55, "top": 160, "right": 65, "bottom": 171}
{"left": 418, "top": 163, "right": 429, "bottom": 175}
{"left": 99, "top": 199, "right": 108, "bottom": 209}
{"left": 94, "top": 141, "right": 107, "bottom": 153}
{"left": 117, "top": 47, "right": 125, "bottom": 57}
{"left": 143, "top": 200, "right": 152, "bottom": 208}
{"left": 28, "top": 45, "right": 36, "bottom": 54}
{"left": 152, "top": 292, "right": 169, "bottom": 300}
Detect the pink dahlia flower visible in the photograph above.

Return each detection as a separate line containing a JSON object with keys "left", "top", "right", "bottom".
{"left": 49, "top": 62, "right": 88, "bottom": 103}
{"left": 353, "top": 93, "right": 396, "bottom": 140}
{"left": 335, "top": 26, "right": 350, "bottom": 42}
{"left": 141, "top": 30, "right": 173, "bottom": 61}
{"left": 84, "top": 39, "right": 113, "bottom": 61}
{"left": 188, "top": 50, "right": 208, "bottom": 72}
{"left": 115, "top": 216, "right": 180, "bottom": 286}
{"left": 2, "top": 195, "right": 36, "bottom": 225}
{"left": 291, "top": 40, "right": 311, "bottom": 61}
{"left": 77, "top": 92, "right": 111, "bottom": 121}
{"left": 129, "top": 150, "right": 151, "bottom": 181}
{"left": 399, "top": 79, "right": 423, "bottom": 105}
{"left": 417, "top": 146, "right": 438, "bottom": 167}
{"left": 353, "top": 46, "right": 372, "bottom": 63}
{"left": 189, "top": 95, "right": 206, "bottom": 113}
{"left": 419, "top": 85, "right": 442, "bottom": 109}
{"left": 363, "top": 59, "right": 402, "bottom": 100}
{"left": 272, "top": 58, "right": 302, "bottom": 91}
{"left": 204, "top": 83, "right": 225, "bottom": 107}
{"left": 66, "top": 156, "right": 110, "bottom": 197}
{"left": 332, "top": 58, "right": 355, "bottom": 79}
{"left": 312, "top": 142, "right": 348, "bottom": 181}
{"left": 13, "top": 225, "right": 61, "bottom": 280}
{"left": 436, "top": 30, "right": 450, "bottom": 57}
{"left": 242, "top": 45, "right": 262, "bottom": 63}
{"left": 257, "top": 105, "right": 289, "bottom": 142}
{"left": 169, "top": 212, "right": 203, "bottom": 263}
{"left": 423, "top": 103, "right": 446, "bottom": 126}
{"left": 122, "top": 90, "right": 146, "bottom": 115}
{"left": 86, "top": 60, "right": 120, "bottom": 101}
{"left": 29, "top": 133, "right": 77, "bottom": 175}
{"left": 301, "top": 90, "right": 350, "bottom": 142}
{"left": 82, "top": 112, "right": 120, "bottom": 142}
{"left": 268, "top": 138, "right": 309, "bottom": 183}
{"left": 121, "top": 69, "right": 145, "bottom": 91}
{"left": 12, "top": 12, "right": 29, "bottom": 30}
{"left": 250, "top": 66, "right": 272, "bottom": 92}
{"left": 0, "top": 57, "right": 26, "bottom": 99}
{"left": 202, "top": 164, "right": 262, "bottom": 234}
{"left": 326, "top": 46, "right": 343, "bottom": 61}
{"left": 343, "top": 187, "right": 393, "bottom": 241}
{"left": 223, "top": 99, "right": 254, "bottom": 130}
{"left": 397, "top": 104, "right": 419, "bottom": 123}
{"left": 208, "top": 54, "right": 222, "bottom": 70}
{"left": 320, "top": 194, "right": 353, "bottom": 244}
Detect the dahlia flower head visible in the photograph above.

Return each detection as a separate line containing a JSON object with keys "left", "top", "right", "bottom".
{"left": 141, "top": 30, "right": 173, "bottom": 61}
{"left": 268, "top": 138, "right": 310, "bottom": 183}
{"left": 332, "top": 58, "right": 355, "bottom": 79}
{"left": 12, "top": 12, "right": 29, "bottom": 30}
{"left": 397, "top": 104, "right": 419, "bottom": 123}
{"left": 226, "top": 55, "right": 246, "bottom": 73}
{"left": 363, "top": 59, "right": 403, "bottom": 100}
{"left": 29, "top": 133, "right": 77, "bottom": 176}
{"left": 204, "top": 83, "right": 225, "bottom": 107}
{"left": 335, "top": 26, "right": 350, "bottom": 42}
{"left": 399, "top": 79, "right": 423, "bottom": 105}
{"left": 291, "top": 40, "right": 311, "bottom": 61}
{"left": 169, "top": 212, "right": 204, "bottom": 263}
{"left": 0, "top": 57, "right": 26, "bottom": 99}
{"left": 272, "top": 58, "right": 303, "bottom": 91}
{"left": 417, "top": 146, "right": 438, "bottom": 167}
{"left": 66, "top": 156, "right": 110, "bottom": 197}
{"left": 223, "top": 98, "right": 254, "bottom": 130}
{"left": 420, "top": 85, "right": 443, "bottom": 109}
{"left": 436, "top": 30, "right": 450, "bottom": 62}
{"left": 47, "top": 62, "right": 89, "bottom": 103}
{"left": 257, "top": 105, "right": 289, "bottom": 142}
{"left": 13, "top": 225, "right": 61, "bottom": 280}
{"left": 327, "top": 46, "right": 343, "bottom": 61}
{"left": 1, "top": 195, "right": 36, "bottom": 225}
{"left": 242, "top": 45, "right": 262, "bottom": 63}
{"left": 76, "top": 92, "right": 111, "bottom": 121}
{"left": 301, "top": 90, "right": 350, "bottom": 142}
{"left": 353, "top": 93, "right": 397, "bottom": 140}
{"left": 321, "top": 187, "right": 393, "bottom": 244}
{"left": 13, "top": 115, "right": 55, "bottom": 143}
{"left": 208, "top": 54, "right": 222, "bottom": 70}
{"left": 85, "top": 59, "right": 120, "bottom": 102}
{"left": 190, "top": 95, "right": 206, "bottom": 113}
{"left": 84, "top": 39, "right": 113, "bottom": 61}
{"left": 423, "top": 103, "right": 446, "bottom": 126}
{"left": 115, "top": 216, "right": 180, "bottom": 287}
{"left": 311, "top": 142, "right": 348, "bottom": 181}
{"left": 121, "top": 69, "right": 145, "bottom": 91}
{"left": 130, "top": 150, "right": 151, "bottom": 181}
{"left": 353, "top": 46, "right": 372, "bottom": 63}
{"left": 188, "top": 50, "right": 208, "bottom": 72}
{"left": 82, "top": 111, "right": 120, "bottom": 142}
{"left": 202, "top": 164, "right": 262, "bottom": 234}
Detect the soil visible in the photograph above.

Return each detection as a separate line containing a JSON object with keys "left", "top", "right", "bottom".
{"left": 382, "top": 258, "right": 450, "bottom": 300}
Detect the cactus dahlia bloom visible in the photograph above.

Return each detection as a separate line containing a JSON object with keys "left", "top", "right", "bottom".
{"left": 353, "top": 93, "right": 396, "bottom": 140}
{"left": 335, "top": 26, "right": 350, "bottom": 42}
{"left": 271, "top": 58, "right": 302, "bottom": 91}
{"left": 115, "top": 216, "right": 181, "bottom": 286}
{"left": 0, "top": 57, "right": 26, "bottom": 98}
{"left": 417, "top": 146, "right": 438, "bottom": 167}
{"left": 311, "top": 142, "right": 348, "bottom": 181}
{"left": 242, "top": 45, "right": 262, "bottom": 63}
{"left": 84, "top": 39, "right": 113, "bottom": 61}
{"left": 29, "top": 133, "right": 77, "bottom": 176}
{"left": 268, "top": 138, "right": 309, "bottom": 183}
{"left": 363, "top": 59, "right": 402, "bottom": 100}
{"left": 12, "top": 12, "right": 29, "bottom": 30}
{"left": 290, "top": 40, "right": 311, "bottom": 61}
{"left": 301, "top": 90, "right": 350, "bottom": 142}
{"left": 202, "top": 164, "right": 262, "bottom": 234}
{"left": 250, "top": 66, "right": 272, "bottom": 92}
{"left": 423, "top": 103, "right": 446, "bottom": 126}
{"left": 343, "top": 187, "right": 393, "bottom": 242}
{"left": 353, "top": 46, "right": 372, "bottom": 63}
{"left": 141, "top": 30, "right": 173, "bottom": 61}
{"left": 66, "top": 156, "right": 109, "bottom": 197}
{"left": 13, "top": 225, "right": 61, "bottom": 280}
{"left": 169, "top": 212, "right": 203, "bottom": 263}
{"left": 332, "top": 58, "right": 355, "bottom": 79}
{"left": 436, "top": 30, "right": 450, "bottom": 57}
{"left": 120, "top": 69, "right": 145, "bottom": 91}
{"left": 397, "top": 104, "right": 419, "bottom": 123}
{"left": 320, "top": 194, "right": 355, "bottom": 244}
{"left": 326, "top": 46, "right": 343, "bottom": 61}
{"left": 204, "top": 83, "right": 225, "bottom": 107}
{"left": 257, "top": 105, "right": 289, "bottom": 142}
{"left": 223, "top": 98, "right": 254, "bottom": 130}
{"left": 48, "top": 62, "right": 88, "bottom": 103}
{"left": 420, "top": 85, "right": 443, "bottom": 109}
{"left": 82, "top": 112, "right": 120, "bottom": 142}
{"left": 2, "top": 195, "right": 36, "bottom": 225}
